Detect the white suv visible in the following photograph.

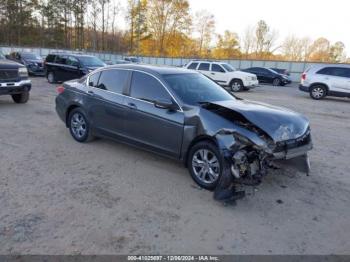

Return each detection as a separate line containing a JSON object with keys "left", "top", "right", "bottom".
{"left": 184, "top": 60, "right": 259, "bottom": 92}
{"left": 299, "top": 65, "right": 350, "bottom": 100}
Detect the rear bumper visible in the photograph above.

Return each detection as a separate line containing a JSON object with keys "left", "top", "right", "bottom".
{"left": 0, "top": 79, "right": 32, "bottom": 95}
{"left": 55, "top": 95, "right": 67, "bottom": 124}
{"left": 299, "top": 84, "right": 309, "bottom": 92}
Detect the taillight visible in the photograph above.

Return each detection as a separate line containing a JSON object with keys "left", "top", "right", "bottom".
{"left": 56, "top": 85, "right": 65, "bottom": 94}
{"left": 301, "top": 73, "right": 306, "bottom": 81}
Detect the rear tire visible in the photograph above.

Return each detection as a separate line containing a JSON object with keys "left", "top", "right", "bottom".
{"left": 12, "top": 91, "right": 29, "bottom": 104}
{"left": 47, "top": 72, "right": 56, "bottom": 84}
{"left": 230, "top": 79, "right": 244, "bottom": 92}
{"left": 68, "top": 108, "right": 94, "bottom": 143}
{"left": 310, "top": 85, "right": 327, "bottom": 100}
{"left": 187, "top": 141, "right": 222, "bottom": 191}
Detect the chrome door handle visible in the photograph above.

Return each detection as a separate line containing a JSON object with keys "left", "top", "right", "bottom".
{"left": 87, "top": 90, "right": 95, "bottom": 95}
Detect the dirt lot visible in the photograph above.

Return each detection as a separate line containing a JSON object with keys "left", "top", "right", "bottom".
{"left": 0, "top": 77, "right": 350, "bottom": 255}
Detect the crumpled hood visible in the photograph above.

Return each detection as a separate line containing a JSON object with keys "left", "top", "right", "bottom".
{"left": 209, "top": 100, "right": 310, "bottom": 142}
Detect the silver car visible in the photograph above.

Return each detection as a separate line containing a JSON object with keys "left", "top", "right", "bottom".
{"left": 299, "top": 65, "right": 350, "bottom": 100}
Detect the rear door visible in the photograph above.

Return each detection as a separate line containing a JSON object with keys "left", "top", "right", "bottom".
{"left": 54, "top": 55, "right": 68, "bottom": 81}
{"left": 87, "top": 69, "right": 130, "bottom": 137}
{"left": 123, "top": 71, "right": 184, "bottom": 158}
{"left": 197, "top": 62, "right": 211, "bottom": 78}
{"left": 64, "top": 56, "right": 81, "bottom": 80}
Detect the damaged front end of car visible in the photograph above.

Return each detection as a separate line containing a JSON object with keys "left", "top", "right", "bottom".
{"left": 200, "top": 99, "right": 315, "bottom": 190}
{"left": 215, "top": 125, "right": 312, "bottom": 188}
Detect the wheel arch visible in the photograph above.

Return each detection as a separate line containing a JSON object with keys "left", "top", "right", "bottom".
{"left": 183, "top": 135, "right": 219, "bottom": 167}
{"left": 229, "top": 78, "right": 244, "bottom": 87}
{"left": 310, "top": 82, "right": 329, "bottom": 93}
{"left": 65, "top": 104, "right": 82, "bottom": 127}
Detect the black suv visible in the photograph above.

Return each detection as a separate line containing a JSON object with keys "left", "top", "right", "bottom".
{"left": 8, "top": 52, "right": 45, "bottom": 76}
{"left": 242, "top": 67, "right": 292, "bottom": 86}
{"left": 44, "top": 53, "right": 106, "bottom": 83}
{"left": 0, "top": 51, "right": 31, "bottom": 103}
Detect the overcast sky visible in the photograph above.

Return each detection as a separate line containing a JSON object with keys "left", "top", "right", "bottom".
{"left": 118, "top": 0, "right": 349, "bottom": 53}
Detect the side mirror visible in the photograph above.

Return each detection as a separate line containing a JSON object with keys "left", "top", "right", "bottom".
{"left": 154, "top": 99, "right": 177, "bottom": 111}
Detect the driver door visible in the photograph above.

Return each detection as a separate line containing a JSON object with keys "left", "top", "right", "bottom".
{"left": 123, "top": 71, "right": 184, "bottom": 158}
{"left": 210, "top": 63, "right": 228, "bottom": 85}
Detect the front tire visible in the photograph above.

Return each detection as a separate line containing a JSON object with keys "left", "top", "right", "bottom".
{"left": 310, "top": 85, "right": 327, "bottom": 100}
{"left": 12, "top": 91, "right": 29, "bottom": 104}
{"left": 230, "top": 79, "right": 244, "bottom": 92}
{"left": 68, "top": 108, "right": 94, "bottom": 142}
{"left": 187, "top": 141, "right": 222, "bottom": 190}
{"left": 272, "top": 78, "right": 281, "bottom": 86}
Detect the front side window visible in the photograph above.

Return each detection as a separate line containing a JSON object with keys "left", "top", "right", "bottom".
{"left": 78, "top": 56, "right": 105, "bottom": 67}
{"left": 188, "top": 62, "right": 199, "bottom": 70}
{"left": 96, "top": 69, "right": 128, "bottom": 93}
{"left": 221, "top": 63, "right": 235, "bottom": 72}
{"left": 88, "top": 72, "right": 101, "bottom": 87}
{"left": 212, "top": 64, "right": 225, "bottom": 73}
{"left": 66, "top": 56, "right": 79, "bottom": 67}
{"left": 55, "top": 55, "right": 67, "bottom": 65}
{"left": 130, "top": 72, "right": 170, "bottom": 102}
{"left": 163, "top": 73, "right": 235, "bottom": 106}
{"left": 198, "top": 63, "right": 210, "bottom": 71}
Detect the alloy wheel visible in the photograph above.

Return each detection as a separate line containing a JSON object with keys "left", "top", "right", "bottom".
{"left": 311, "top": 87, "right": 325, "bottom": 99}
{"left": 70, "top": 112, "right": 87, "bottom": 139}
{"left": 192, "top": 149, "right": 220, "bottom": 184}
{"left": 231, "top": 81, "right": 243, "bottom": 92}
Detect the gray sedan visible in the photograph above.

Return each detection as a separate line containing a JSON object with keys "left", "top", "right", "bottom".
{"left": 55, "top": 64, "right": 312, "bottom": 195}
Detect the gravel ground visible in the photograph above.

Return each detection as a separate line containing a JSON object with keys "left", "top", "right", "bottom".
{"left": 0, "top": 77, "right": 349, "bottom": 255}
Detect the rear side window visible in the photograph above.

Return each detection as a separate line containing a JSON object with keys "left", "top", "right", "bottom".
{"left": 198, "top": 63, "right": 210, "bottom": 71}
{"left": 88, "top": 72, "right": 101, "bottom": 87}
{"left": 97, "top": 69, "right": 128, "bottom": 93}
{"left": 317, "top": 67, "right": 350, "bottom": 78}
{"left": 130, "top": 72, "right": 170, "bottom": 102}
{"left": 317, "top": 67, "right": 334, "bottom": 75}
{"left": 212, "top": 64, "right": 225, "bottom": 73}
{"left": 188, "top": 62, "right": 198, "bottom": 70}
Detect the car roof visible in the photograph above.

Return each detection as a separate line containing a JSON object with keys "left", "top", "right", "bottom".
{"left": 188, "top": 60, "right": 225, "bottom": 64}
{"left": 309, "top": 64, "right": 350, "bottom": 69}
{"left": 48, "top": 53, "right": 96, "bottom": 58}
{"left": 100, "top": 64, "right": 194, "bottom": 76}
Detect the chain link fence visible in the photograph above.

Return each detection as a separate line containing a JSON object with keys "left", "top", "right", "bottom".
{"left": 1, "top": 45, "right": 345, "bottom": 82}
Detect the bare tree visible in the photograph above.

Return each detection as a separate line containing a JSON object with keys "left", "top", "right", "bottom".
{"left": 193, "top": 10, "right": 215, "bottom": 56}
{"left": 241, "top": 26, "right": 255, "bottom": 57}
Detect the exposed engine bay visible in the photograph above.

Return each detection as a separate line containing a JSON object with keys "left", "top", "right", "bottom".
{"left": 205, "top": 97, "right": 313, "bottom": 191}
